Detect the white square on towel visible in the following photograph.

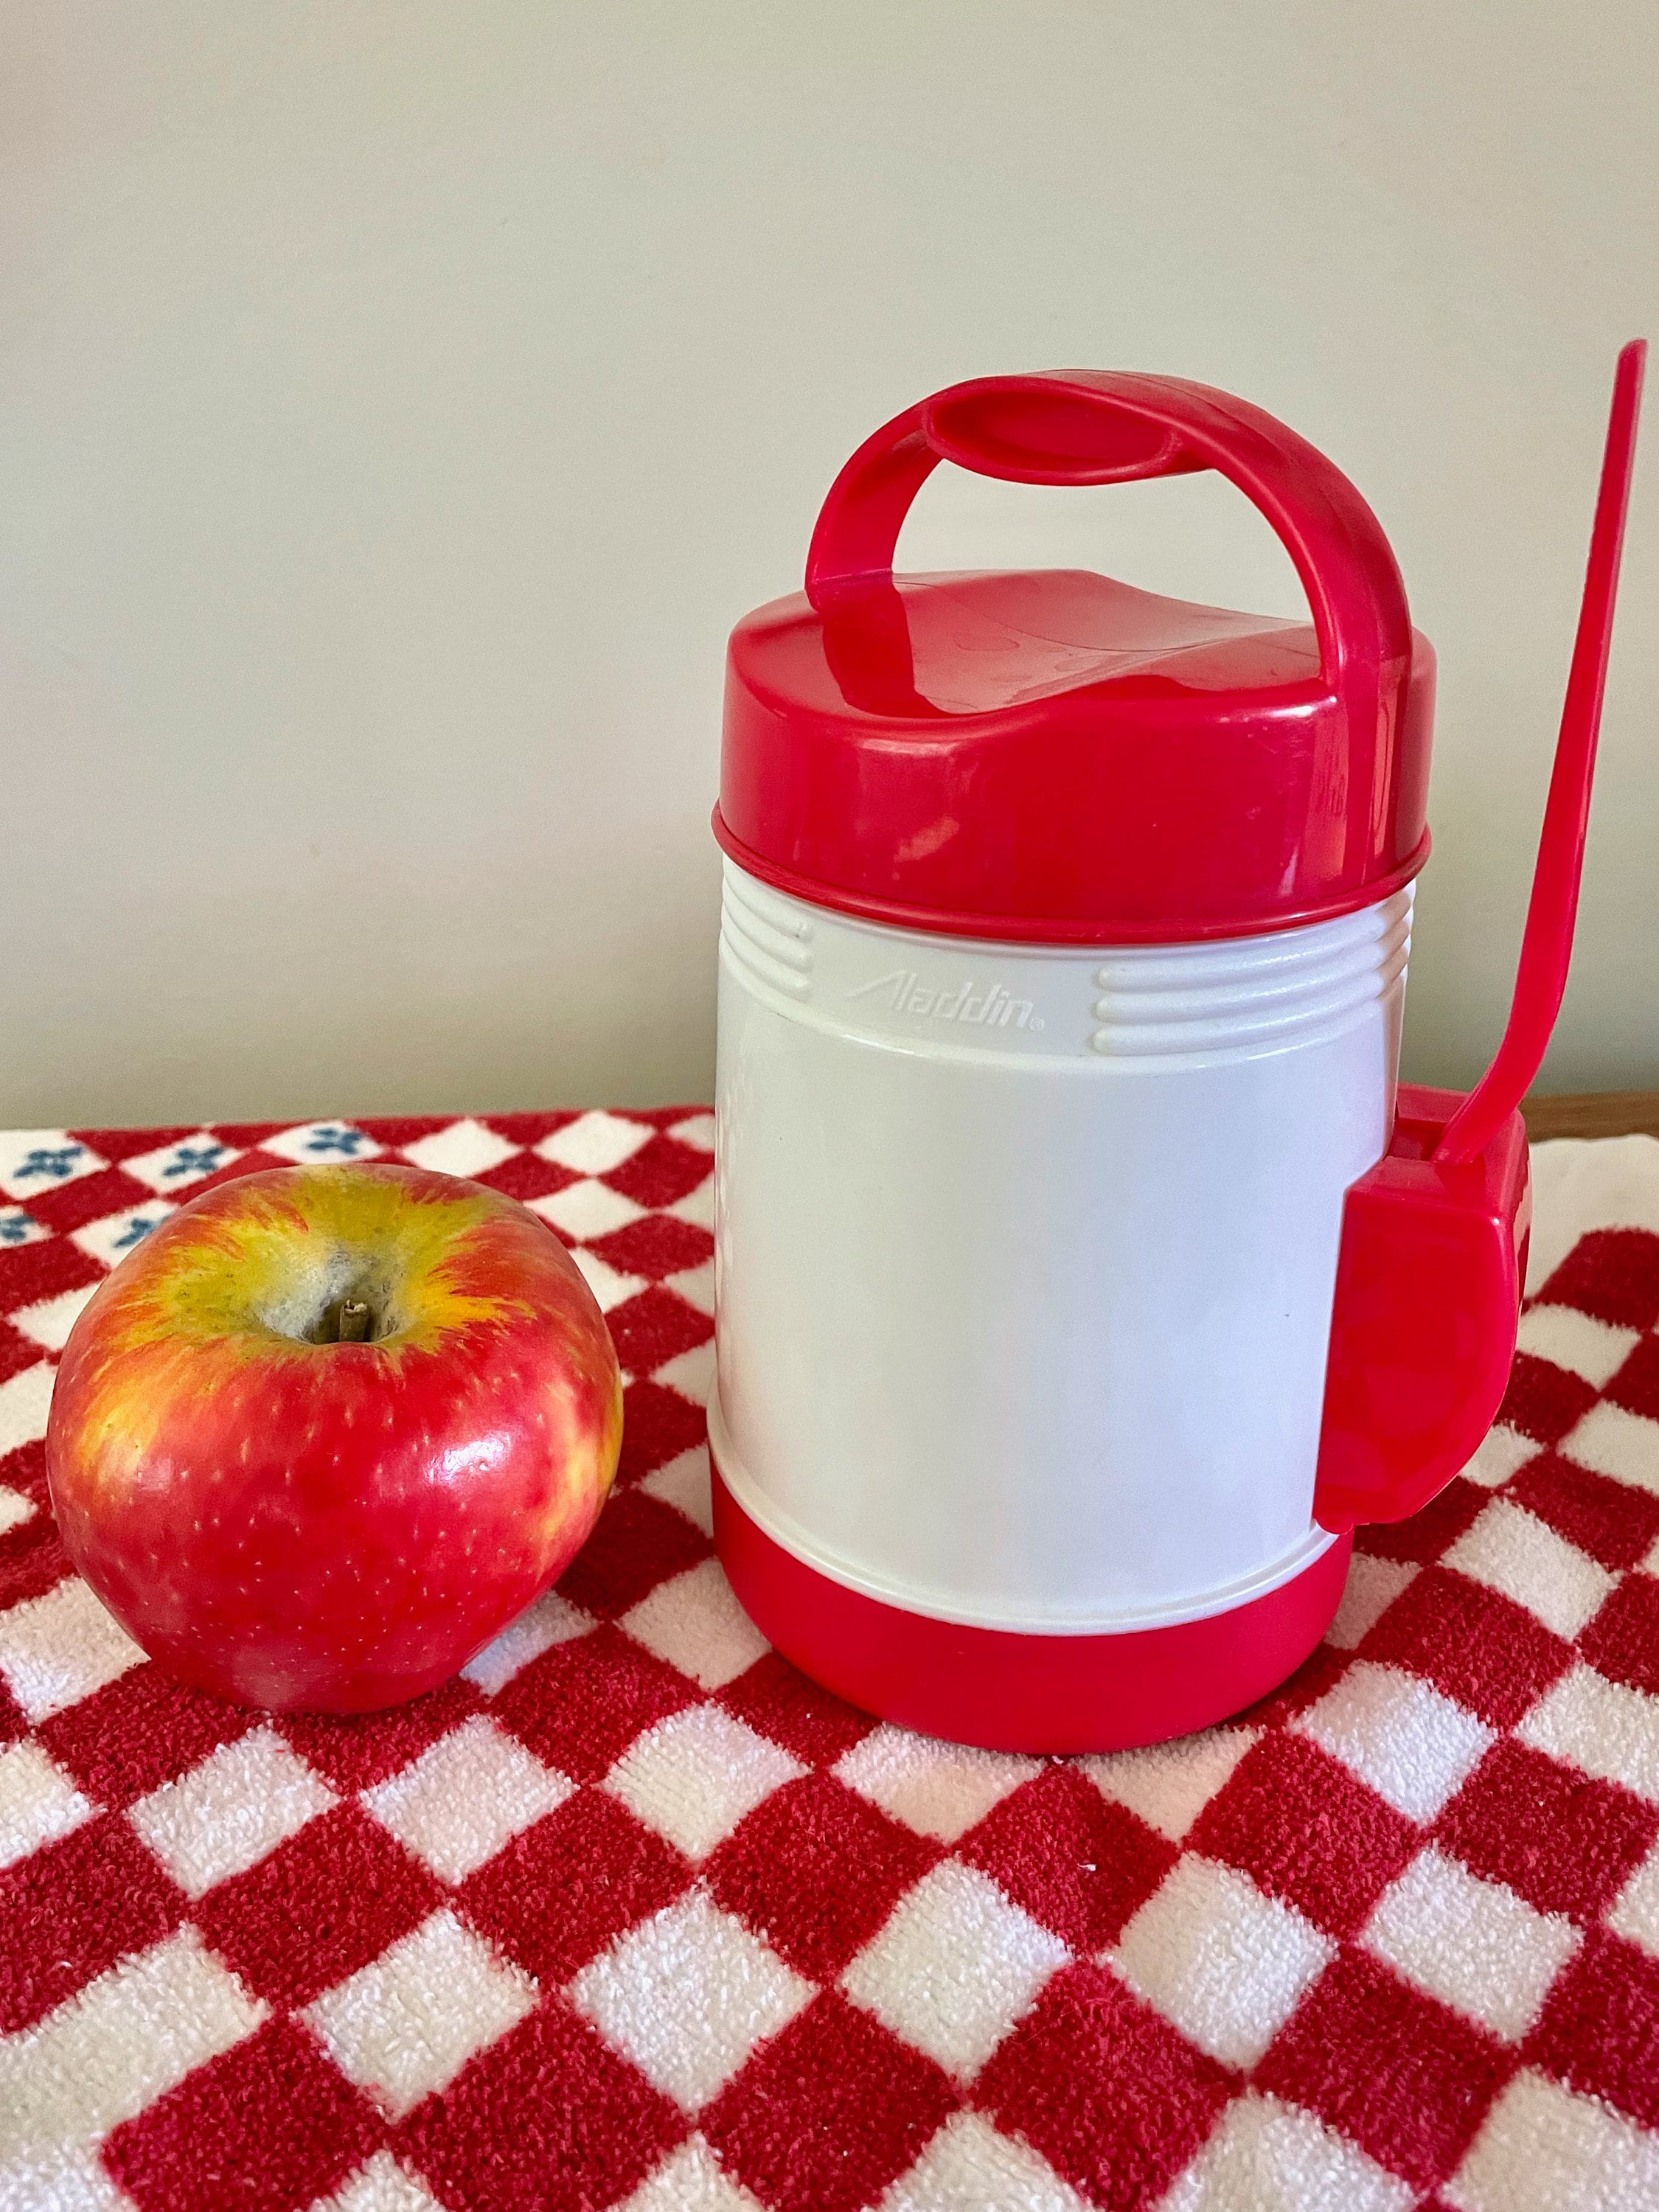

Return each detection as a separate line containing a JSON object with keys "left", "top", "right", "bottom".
{"left": 1111, "top": 1856, "right": 1335, "bottom": 2070}
{"left": 841, "top": 1860, "right": 1068, "bottom": 2079}
{"left": 606, "top": 1703, "right": 804, "bottom": 1860}
{"left": 1295, "top": 1662, "right": 1493, "bottom": 1821}
{"left": 1444, "top": 2070, "right": 1659, "bottom": 2212}
{"left": 571, "top": 1890, "right": 810, "bottom": 2110}
{"left": 1442, "top": 1499, "right": 1615, "bottom": 1639}
{"left": 305, "top": 1910, "right": 535, "bottom": 2118}
{"left": 129, "top": 1726, "right": 334, "bottom": 1897}
{"left": 362, "top": 1716, "right": 573, "bottom": 1883}
{"left": 1361, "top": 1847, "right": 1579, "bottom": 2041}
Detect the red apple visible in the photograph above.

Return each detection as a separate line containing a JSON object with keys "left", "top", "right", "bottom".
{"left": 46, "top": 1161, "right": 622, "bottom": 1711}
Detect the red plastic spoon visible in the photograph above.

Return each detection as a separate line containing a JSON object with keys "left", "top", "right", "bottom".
{"left": 1436, "top": 338, "right": 1648, "bottom": 1164}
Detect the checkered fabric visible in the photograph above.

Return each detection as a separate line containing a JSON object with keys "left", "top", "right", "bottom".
{"left": 2, "top": 1115, "right": 1659, "bottom": 2212}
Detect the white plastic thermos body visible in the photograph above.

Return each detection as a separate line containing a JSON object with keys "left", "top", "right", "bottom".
{"left": 711, "top": 860, "right": 1410, "bottom": 1636}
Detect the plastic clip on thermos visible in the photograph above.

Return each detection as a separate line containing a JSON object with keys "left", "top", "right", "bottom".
{"left": 709, "top": 348, "right": 1646, "bottom": 1754}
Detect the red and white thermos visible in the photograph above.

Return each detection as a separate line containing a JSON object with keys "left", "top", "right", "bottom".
{"left": 709, "top": 352, "right": 1646, "bottom": 1753}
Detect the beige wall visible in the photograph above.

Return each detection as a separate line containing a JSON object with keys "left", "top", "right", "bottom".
{"left": 2, "top": 1, "right": 1655, "bottom": 1128}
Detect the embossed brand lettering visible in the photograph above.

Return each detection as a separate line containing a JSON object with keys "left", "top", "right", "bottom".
{"left": 846, "top": 968, "right": 1043, "bottom": 1032}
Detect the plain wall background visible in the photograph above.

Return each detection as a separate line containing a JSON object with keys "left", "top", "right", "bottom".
{"left": 3, "top": 0, "right": 1656, "bottom": 1128}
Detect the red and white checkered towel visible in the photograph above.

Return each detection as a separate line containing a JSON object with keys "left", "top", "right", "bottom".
{"left": 2, "top": 1110, "right": 1659, "bottom": 2212}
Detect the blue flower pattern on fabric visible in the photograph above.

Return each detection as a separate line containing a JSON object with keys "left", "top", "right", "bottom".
{"left": 111, "top": 1214, "right": 164, "bottom": 1251}
{"left": 13, "top": 1145, "right": 84, "bottom": 1182}
{"left": 0, "top": 1210, "right": 36, "bottom": 1245}
{"left": 304, "top": 1126, "right": 368, "bottom": 1157}
{"left": 164, "top": 1144, "right": 225, "bottom": 1181}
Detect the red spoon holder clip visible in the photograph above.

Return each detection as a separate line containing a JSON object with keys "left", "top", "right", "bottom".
{"left": 1315, "top": 341, "right": 1646, "bottom": 1533}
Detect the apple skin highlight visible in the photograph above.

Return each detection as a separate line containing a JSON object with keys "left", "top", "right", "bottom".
{"left": 46, "top": 1161, "right": 623, "bottom": 1713}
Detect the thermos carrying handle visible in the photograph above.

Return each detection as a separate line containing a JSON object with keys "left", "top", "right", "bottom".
{"left": 1314, "top": 341, "right": 1646, "bottom": 1533}
{"left": 806, "top": 370, "right": 1413, "bottom": 734}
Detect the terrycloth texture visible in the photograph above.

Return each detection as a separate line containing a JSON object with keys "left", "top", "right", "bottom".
{"left": 1, "top": 1113, "right": 1658, "bottom": 2212}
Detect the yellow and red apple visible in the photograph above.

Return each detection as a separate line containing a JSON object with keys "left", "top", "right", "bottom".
{"left": 46, "top": 1161, "right": 622, "bottom": 1711}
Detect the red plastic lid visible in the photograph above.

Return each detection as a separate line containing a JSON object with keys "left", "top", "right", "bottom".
{"left": 715, "top": 371, "right": 1436, "bottom": 943}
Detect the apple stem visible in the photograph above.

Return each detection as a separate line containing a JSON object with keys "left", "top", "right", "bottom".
{"left": 337, "top": 1298, "right": 372, "bottom": 1343}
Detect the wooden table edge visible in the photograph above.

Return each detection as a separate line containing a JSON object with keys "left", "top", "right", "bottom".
{"left": 1521, "top": 1091, "right": 1659, "bottom": 1143}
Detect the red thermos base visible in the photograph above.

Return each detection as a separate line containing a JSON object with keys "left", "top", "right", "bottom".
{"left": 712, "top": 1461, "right": 1352, "bottom": 1756}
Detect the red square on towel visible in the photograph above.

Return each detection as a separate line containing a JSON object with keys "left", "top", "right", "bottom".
{"left": 103, "top": 2017, "right": 383, "bottom": 2212}
{"left": 0, "top": 1321, "right": 44, "bottom": 1386}
{"left": 601, "top": 1134, "right": 712, "bottom": 1211}
{"left": 397, "top": 2000, "right": 685, "bottom": 2212}
{"left": 1435, "top": 1738, "right": 1658, "bottom": 1924}
{"left": 717, "top": 1652, "right": 877, "bottom": 1769}
{"left": 480, "top": 1110, "right": 583, "bottom": 1148}
{"left": 1189, "top": 1730, "right": 1419, "bottom": 1938}
{"left": 1254, "top": 1950, "right": 1514, "bottom": 2193}
{"left": 349, "top": 1116, "right": 454, "bottom": 1150}
{"left": 66, "top": 1124, "right": 196, "bottom": 1165}
{"left": 276, "top": 1677, "right": 484, "bottom": 1794}
{"left": 1602, "top": 1329, "right": 1659, "bottom": 1421}
{"left": 586, "top": 1214, "right": 713, "bottom": 1282}
{"left": 1527, "top": 1930, "right": 1659, "bottom": 2133}
{"left": 191, "top": 1121, "right": 287, "bottom": 1148}
{"left": 1495, "top": 1352, "right": 1599, "bottom": 1447}
{"left": 615, "top": 1379, "right": 709, "bottom": 1486}
{"left": 39, "top": 1663, "right": 252, "bottom": 1809}
{"left": 706, "top": 1772, "right": 939, "bottom": 1982}
{"left": 0, "top": 1436, "right": 47, "bottom": 1510}
{"left": 460, "top": 1787, "right": 692, "bottom": 1987}
{"left": 473, "top": 1150, "right": 582, "bottom": 1207}
{"left": 959, "top": 1763, "right": 1177, "bottom": 1954}
{"left": 491, "top": 1624, "right": 696, "bottom": 1783}
{"left": 0, "top": 1514, "right": 71, "bottom": 1610}
{"left": 1360, "top": 1565, "right": 1573, "bottom": 1728}
{"left": 0, "top": 1228, "right": 104, "bottom": 1311}
{"left": 18, "top": 1164, "right": 156, "bottom": 1237}
{"left": 0, "top": 1812, "right": 184, "bottom": 2033}
{"left": 1353, "top": 1480, "right": 1486, "bottom": 1565}
{"left": 555, "top": 1487, "right": 712, "bottom": 1619}
{"left": 1534, "top": 1229, "right": 1659, "bottom": 1332}
{"left": 973, "top": 1962, "right": 1231, "bottom": 2209}
{"left": 1237, "top": 1642, "right": 1352, "bottom": 1727}
{"left": 194, "top": 1803, "right": 442, "bottom": 2008}
{"left": 701, "top": 1990, "right": 956, "bottom": 2212}
{"left": 1508, "top": 1450, "right": 1659, "bottom": 1573}
{"left": 602, "top": 1285, "right": 714, "bottom": 1378}
{"left": 1577, "top": 1573, "right": 1659, "bottom": 1697}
